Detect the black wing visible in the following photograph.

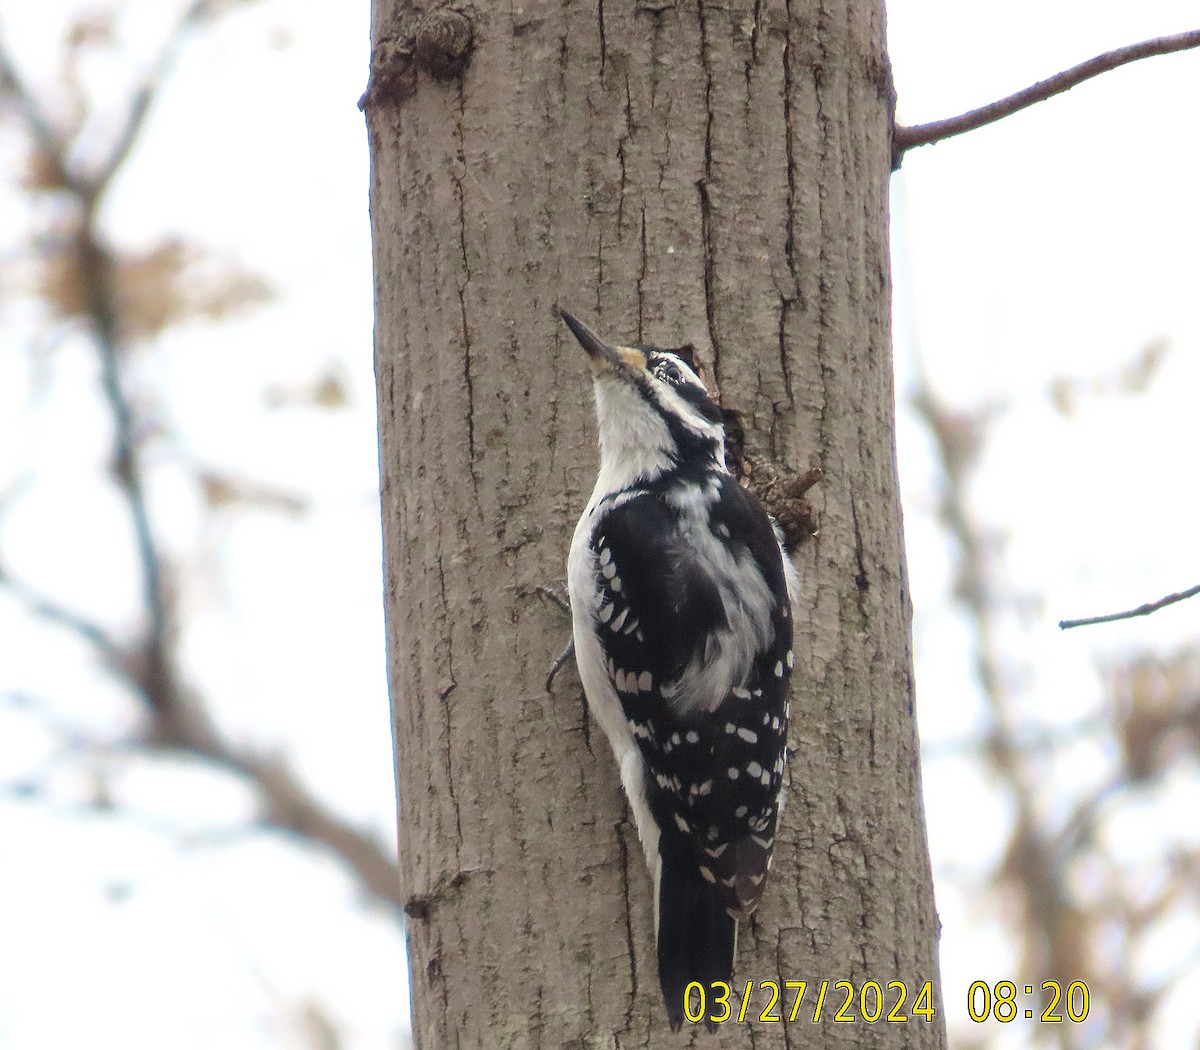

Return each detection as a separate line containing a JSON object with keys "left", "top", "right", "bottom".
{"left": 589, "top": 476, "right": 793, "bottom": 918}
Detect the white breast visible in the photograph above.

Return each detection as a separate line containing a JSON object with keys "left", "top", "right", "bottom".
{"left": 568, "top": 499, "right": 661, "bottom": 871}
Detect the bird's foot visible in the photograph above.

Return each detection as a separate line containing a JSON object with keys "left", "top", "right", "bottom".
{"left": 537, "top": 585, "right": 574, "bottom": 692}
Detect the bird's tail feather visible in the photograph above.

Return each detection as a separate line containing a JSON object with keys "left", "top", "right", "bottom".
{"left": 656, "top": 844, "right": 737, "bottom": 1032}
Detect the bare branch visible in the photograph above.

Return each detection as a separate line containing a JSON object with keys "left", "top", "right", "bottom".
{"left": 92, "top": 0, "right": 210, "bottom": 193}
{"left": 1, "top": 12, "right": 405, "bottom": 919}
{"left": 0, "top": 569, "right": 122, "bottom": 660}
{"left": 69, "top": 219, "right": 407, "bottom": 915}
{"left": 157, "top": 724, "right": 401, "bottom": 913}
{"left": 251, "top": 756, "right": 403, "bottom": 911}
{"left": 1059, "top": 584, "right": 1200, "bottom": 630}
{"left": 0, "top": 41, "right": 76, "bottom": 192}
{"left": 893, "top": 29, "right": 1200, "bottom": 166}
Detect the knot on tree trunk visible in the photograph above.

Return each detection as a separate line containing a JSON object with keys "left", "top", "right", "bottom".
{"left": 414, "top": 9, "right": 475, "bottom": 80}
{"left": 359, "top": 8, "right": 475, "bottom": 110}
{"left": 745, "top": 461, "right": 823, "bottom": 552}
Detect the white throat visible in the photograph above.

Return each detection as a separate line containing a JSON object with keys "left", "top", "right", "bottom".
{"left": 591, "top": 376, "right": 676, "bottom": 494}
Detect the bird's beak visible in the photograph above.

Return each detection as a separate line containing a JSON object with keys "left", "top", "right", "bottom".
{"left": 560, "top": 309, "right": 647, "bottom": 376}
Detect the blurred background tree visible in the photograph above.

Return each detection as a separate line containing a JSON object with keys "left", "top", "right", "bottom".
{"left": 2, "top": 1, "right": 1198, "bottom": 1048}
{"left": 1, "top": 2, "right": 409, "bottom": 1046}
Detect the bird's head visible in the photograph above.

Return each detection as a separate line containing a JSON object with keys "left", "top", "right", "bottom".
{"left": 560, "top": 309, "right": 725, "bottom": 482}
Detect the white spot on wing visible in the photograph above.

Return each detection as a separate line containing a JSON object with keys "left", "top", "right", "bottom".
{"left": 737, "top": 727, "right": 758, "bottom": 744}
{"left": 638, "top": 671, "right": 652, "bottom": 692}
{"left": 747, "top": 761, "right": 763, "bottom": 778}
{"left": 727, "top": 767, "right": 739, "bottom": 779}
{"left": 774, "top": 661, "right": 784, "bottom": 678}
{"left": 699, "top": 865, "right": 716, "bottom": 884}
{"left": 673, "top": 813, "right": 690, "bottom": 833}
{"left": 610, "top": 607, "right": 629, "bottom": 632}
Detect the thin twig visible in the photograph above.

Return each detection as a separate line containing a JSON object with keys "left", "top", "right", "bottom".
{"left": 93, "top": 0, "right": 210, "bottom": 191}
{"left": 0, "top": 570, "right": 121, "bottom": 660}
{"left": 1059, "top": 584, "right": 1200, "bottom": 630}
{"left": 78, "top": 220, "right": 174, "bottom": 686}
{"left": 0, "top": 41, "right": 74, "bottom": 188}
{"left": 893, "top": 29, "right": 1200, "bottom": 165}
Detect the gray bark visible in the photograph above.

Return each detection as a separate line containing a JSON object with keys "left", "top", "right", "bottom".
{"left": 366, "top": 1, "right": 944, "bottom": 1046}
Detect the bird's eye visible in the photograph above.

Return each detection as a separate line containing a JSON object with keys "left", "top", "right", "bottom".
{"left": 655, "top": 362, "right": 682, "bottom": 385}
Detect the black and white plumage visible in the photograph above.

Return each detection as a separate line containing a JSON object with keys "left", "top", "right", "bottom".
{"left": 561, "top": 310, "right": 797, "bottom": 1031}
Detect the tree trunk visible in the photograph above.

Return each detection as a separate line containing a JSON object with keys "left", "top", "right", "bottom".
{"left": 366, "top": 1, "right": 945, "bottom": 1047}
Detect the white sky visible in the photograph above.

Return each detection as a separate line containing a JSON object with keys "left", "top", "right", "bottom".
{"left": 1, "top": 0, "right": 1198, "bottom": 1047}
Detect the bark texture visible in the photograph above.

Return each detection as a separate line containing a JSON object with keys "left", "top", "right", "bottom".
{"left": 366, "top": 1, "right": 944, "bottom": 1046}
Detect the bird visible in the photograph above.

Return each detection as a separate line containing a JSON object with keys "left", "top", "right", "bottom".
{"left": 561, "top": 308, "right": 797, "bottom": 1030}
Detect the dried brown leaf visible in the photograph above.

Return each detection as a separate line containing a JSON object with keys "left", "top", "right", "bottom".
{"left": 263, "top": 369, "right": 350, "bottom": 411}
{"left": 1047, "top": 338, "right": 1170, "bottom": 414}
{"left": 312, "top": 372, "right": 349, "bottom": 409}
{"left": 116, "top": 239, "right": 191, "bottom": 339}
{"left": 1118, "top": 338, "right": 1168, "bottom": 395}
{"left": 199, "top": 471, "right": 307, "bottom": 517}
{"left": 21, "top": 146, "right": 71, "bottom": 192}
{"left": 295, "top": 999, "right": 341, "bottom": 1050}
{"left": 38, "top": 249, "right": 88, "bottom": 322}
{"left": 1048, "top": 375, "right": 1076, "bottom": 417}
{"left": 1108, "top": 647, "right": 1200, "bottom": 783}
{"left": 65, "top": 12, "right": 115, "bottom": 51}
{"left": 188, "top": 266, "right": 274, "bottom": 323}
{"left": 36, "top": 237, "right": 274, "bottom": 339}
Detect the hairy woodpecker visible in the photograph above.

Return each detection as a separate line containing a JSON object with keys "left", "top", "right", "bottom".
{"left": 561, "top": 309, "right": 797, "bottom": 1030}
